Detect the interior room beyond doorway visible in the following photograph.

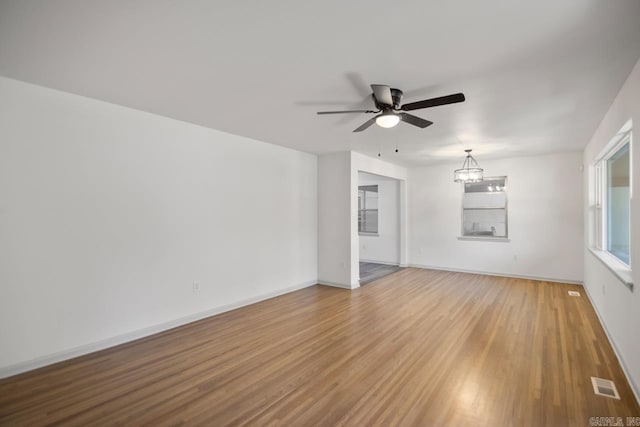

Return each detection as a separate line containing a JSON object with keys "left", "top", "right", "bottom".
{"left": 358, "top": 171, "right": 402, "bottom": 284}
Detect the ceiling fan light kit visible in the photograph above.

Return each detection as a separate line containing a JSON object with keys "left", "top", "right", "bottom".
{"left": 317, "top": 84, "right": 465, "bottom": 132}
{"left": 375, "top": 111, "right": 400, "bottom": 128}
{"left": 454, "top": 149, "right": 484, "bottom": 183}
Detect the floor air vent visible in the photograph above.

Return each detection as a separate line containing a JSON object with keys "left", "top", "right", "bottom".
{"left": 591, "top": 377, "right": 620, "bottom": 399}
{"left": 568, "top": 291, "right": 581, "bottom": 297}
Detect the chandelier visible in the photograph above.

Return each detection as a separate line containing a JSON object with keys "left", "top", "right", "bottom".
{"left": 454, "top": 149, "right": 484, "bottom": 183}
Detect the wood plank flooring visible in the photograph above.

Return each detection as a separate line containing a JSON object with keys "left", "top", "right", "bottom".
{"left": 1, "top": 268, "right": 638, "bottom": 426}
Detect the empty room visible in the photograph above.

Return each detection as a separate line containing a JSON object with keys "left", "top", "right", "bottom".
{"left": 1, "top": 1, "right": 640, "bottom": 425}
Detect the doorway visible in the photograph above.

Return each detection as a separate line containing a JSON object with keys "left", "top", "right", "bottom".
{"left": 357, "top": 171, "right": 402, "bottom": 284}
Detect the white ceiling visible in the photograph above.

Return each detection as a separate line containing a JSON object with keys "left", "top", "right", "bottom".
{"left": 1, "top": 0, "right": 639, "bottom": 166}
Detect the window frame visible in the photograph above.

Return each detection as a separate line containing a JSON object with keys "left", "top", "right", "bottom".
{"left": 593, "top": 129, "right": 632, "bottom": 265}
{"left": 590, "top": 121, "right": 633, "bottom": 288}
{"left": 458, "top": 176, "right": 509, "bottom": 242}
{"left": 358, "top": 185, "right": 379, "bottom": 236}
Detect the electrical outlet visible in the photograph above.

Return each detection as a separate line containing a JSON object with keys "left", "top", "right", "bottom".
{"left": 192, "top": 282, "right": 200, "bottom": 293}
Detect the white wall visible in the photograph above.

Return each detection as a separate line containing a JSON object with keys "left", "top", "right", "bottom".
{"left": 583, "top": 57, "right": 640, "bottom": 400}
{"left": 409, "top": 151, "right": 584, "bottom": 283}
{"left": 358, "top": 172, "right": 400, "bottom": 265}
{"left": 0, "top": 77, "right": 318, "bottom": 376}
{"left": 318, "top": 152, "right": 353, "bottom": 288}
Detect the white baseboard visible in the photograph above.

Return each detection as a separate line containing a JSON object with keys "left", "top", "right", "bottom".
{"left": 318, "top": 280, "right": 354, "bottom": 289}
{"left": 408, "top": 263, "right": 583, "bottom": 285}
{"left": 0, "top": 279, "right": 318, "bottom": 379}
{"left": 582, "top": 283, "right": 640, "bottom": 406}
{"left": 359, "top": 259, "right": 400, "bottom": 266}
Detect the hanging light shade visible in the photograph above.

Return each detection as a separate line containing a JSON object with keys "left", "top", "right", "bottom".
{"left": 453, "top": 149, "right": 484, "bottom": 183}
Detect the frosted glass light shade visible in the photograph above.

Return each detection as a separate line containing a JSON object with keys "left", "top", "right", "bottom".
{"left": 376, "top": 114, "right": 400, "bottom": 128}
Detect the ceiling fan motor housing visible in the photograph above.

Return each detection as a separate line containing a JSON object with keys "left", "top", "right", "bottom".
{"left": 390, "top": 88, "right": 403, "bottom": 109}
{"left": 373, "top": 88, "right": 404, "bottom": 109}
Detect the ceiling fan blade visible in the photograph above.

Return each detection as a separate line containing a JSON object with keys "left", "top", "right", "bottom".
{"left": 401, "top": 93, "right": 466, "bottom": 111}
{"left": 371, "top": 84, "right": 393, "bottom": 106}
{"left": 353, "top": 116, "right": 378, "bottom": 132}
{"left": 317, "top": 110, "right": 375, "bottom": 115}
{"left": 400, "top": 113, "right": 433, "bottom": 128}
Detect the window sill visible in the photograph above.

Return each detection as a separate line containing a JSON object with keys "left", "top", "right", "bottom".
{"left": 359, "top": 232, "right": 379, "bottom": 237}
{"left": 458, "top": 236, "right": 510, "bottom": 242}
{"left": 588, "top": 247, "right": 633, "bottom": 290}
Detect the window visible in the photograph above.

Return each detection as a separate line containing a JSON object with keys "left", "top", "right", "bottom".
{"left": 358, "top": 185, "right": 378, "bottom": 235}
{"left": 461, "top": 177, "right": 508, "bottom": 239}
{"left": 594, "top": 128, "right": 631, "bottom": 266}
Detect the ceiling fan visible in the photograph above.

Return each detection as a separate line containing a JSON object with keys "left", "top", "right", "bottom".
{"left": 317, "top": 84, "right": 465, "bottom": 132}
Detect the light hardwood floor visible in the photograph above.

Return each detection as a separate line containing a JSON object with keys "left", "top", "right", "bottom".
{"left": 1, "top": 268, "right": 638, "bottom": 426}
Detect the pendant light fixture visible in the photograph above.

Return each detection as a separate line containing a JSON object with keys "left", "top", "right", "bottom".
{"left": 453, "top": 149, "right": 484, "bottom": 183}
